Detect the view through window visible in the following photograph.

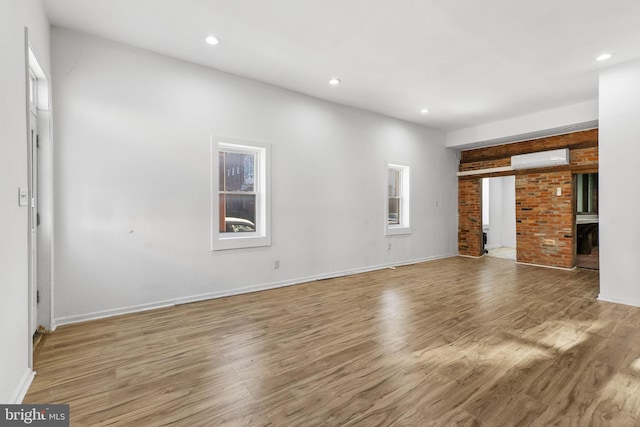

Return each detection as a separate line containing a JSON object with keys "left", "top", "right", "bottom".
{"left": 219, "top": 150, "right": 256, "bottom": 233}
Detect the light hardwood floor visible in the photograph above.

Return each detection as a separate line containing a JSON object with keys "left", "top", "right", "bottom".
{"left": 25, "top": 256, "right": 640, "bottom": 426}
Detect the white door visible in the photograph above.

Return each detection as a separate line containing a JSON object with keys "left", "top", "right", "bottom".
{"left": 29, "top": 70, "right": 39, "bottom": 335}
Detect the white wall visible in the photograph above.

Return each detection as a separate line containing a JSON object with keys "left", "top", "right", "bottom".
{"left": 0, "top": 0, "right": 49, "bottom": 404}
{"left": 500, "top": 176, "right": 516, "bottom": 248}
{"left": 599, "top": 58, "right": 640, "bottom": 307}
{"left": 51, "top": 28, "right": 459, "bottom": 324}
{"left": 483, "top": 176, "right": 516, "bottom": 249}
{"left": 484, "top": 177, "right": 502, "bottom": 249}
{"left": 446, "top": 100, "right": 598, "bottom": 149}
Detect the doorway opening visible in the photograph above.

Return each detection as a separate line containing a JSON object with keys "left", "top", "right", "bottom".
{"left": 482, "top": 176, "right": 516, "bottom": 260}
{"left": 575, "top": 173, "right": 599, "bottom": 270}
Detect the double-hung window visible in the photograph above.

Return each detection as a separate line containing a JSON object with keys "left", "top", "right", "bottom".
{"left": 212, "top": 138, "right": 271, "bottom": 250}
{"left": 386, "top": 162, "right": 411, "bottom": 235}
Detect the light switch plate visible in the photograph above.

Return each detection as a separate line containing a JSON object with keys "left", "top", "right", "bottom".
{"left": 18, "top": 188, "right": 28, "bottom": 206}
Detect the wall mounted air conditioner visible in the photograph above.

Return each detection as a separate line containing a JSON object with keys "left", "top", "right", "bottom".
{"left": 511, "top": 148, "right": 569, "bottom": 170}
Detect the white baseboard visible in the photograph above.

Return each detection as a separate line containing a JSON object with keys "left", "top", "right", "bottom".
{"left": 11, "top": 369, "right": 35, "bottom": 403}
{"left": 515, "top": 261, "right": 576, "bottom": 271}
{"left": 54, "top": 254, "right": 457, "bottom": 325}
{"left": 55, "top": 299, "right": 176, "bottom": 327}
{"left": 175, "top": 254, "right": 456, "bottom": 306}
{"left": 598, "top": 294, "right": 640, "bottom": 308}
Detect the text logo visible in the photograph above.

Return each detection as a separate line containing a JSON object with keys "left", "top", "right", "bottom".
{"left": 0, "top": 405, "right": 69, "bottom": 426}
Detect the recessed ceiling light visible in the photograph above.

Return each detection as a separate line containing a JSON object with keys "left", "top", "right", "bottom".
{"left": 329, "top": 78, "right": 341, "bottom": 86}
{"left": 205, "top": 35, "right": 219, "bottom": 45}
{"left": 420, "top": 108, "right": 429, "bottom": 114}
{"left": 596, "top": 53, "right": 612, "bottom": 61}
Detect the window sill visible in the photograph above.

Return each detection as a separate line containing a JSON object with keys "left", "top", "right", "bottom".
{"left": 385, "top": 225, "right": 412, "bottom": 236}
{"left": 212, "top": 234, "right": 271, "bottom": 251}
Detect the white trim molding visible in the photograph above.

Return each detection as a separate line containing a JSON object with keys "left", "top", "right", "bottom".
{"left": 12, "top": 369, "right": 35, "bottom": 403}
{"left": 598, "top": 294, "right": 640, "bottom": 308}
{"left": 515, "top": 261, "right": 576, "bottom": 271}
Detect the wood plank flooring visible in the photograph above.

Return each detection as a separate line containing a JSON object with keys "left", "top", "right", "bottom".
{"left": 24, "top": 256, "right": 640, "bottom": 426}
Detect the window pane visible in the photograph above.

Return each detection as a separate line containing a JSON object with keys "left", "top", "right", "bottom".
{"left": 388, "top": 168, "right": 401, "bottom": 224}
{"left": 219, "top": 153, "right": 225, "bottom": 191}
{"left": 388, "top": 197, "right": 400, "bottom": 224}
{"left": 388, "top": 169, "right": 400, "bottom": 197}
{"left": 222, "top": 152, "right": 255, "bottom": 192}
{"left": 221, "top": 194, "right": 256, "bottom": 233}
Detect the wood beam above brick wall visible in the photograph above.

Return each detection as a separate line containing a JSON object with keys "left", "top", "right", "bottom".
{"left": 458, "top": 163, "right": 599, "bottom": 180}
{"left": 460, "top": 128, "right": 598, "bottom": 164}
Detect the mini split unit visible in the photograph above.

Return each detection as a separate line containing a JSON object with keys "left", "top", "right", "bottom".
{"left": 511, "top": 148, "right": 569, "bottom": 170}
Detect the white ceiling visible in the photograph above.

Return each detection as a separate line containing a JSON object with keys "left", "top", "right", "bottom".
{"left": 42, "top": 0, "right": 640, "bottom": 132}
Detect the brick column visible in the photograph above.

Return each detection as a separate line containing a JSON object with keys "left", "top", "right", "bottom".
{"left": 458, "top": 178, "right": 483, "bottom": 257}
{"left": 515, "top": 171, "right": 574, "bottom": 268}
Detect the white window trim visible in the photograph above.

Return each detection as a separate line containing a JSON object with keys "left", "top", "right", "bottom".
{"left": 385, "top": 161, "right": 411, "bottom": 236}
{"left": 211, "top": 137, "right": 271, "bottom": 250}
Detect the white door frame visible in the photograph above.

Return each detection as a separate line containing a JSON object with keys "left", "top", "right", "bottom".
{"left": 26, "top": 30, "right": 54, "bottom": 370}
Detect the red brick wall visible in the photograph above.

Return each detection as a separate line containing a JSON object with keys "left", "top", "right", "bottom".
{"left": 457, "top": 129, "right": 598, "bottom": 268}
{"left": 458, "top": 179, "right": 483, "bottom": 257}
{"left": 515, "top": 171, "right": 574, "bottom": 268}
{"left": 571, "top": 147, "right": 599, "bottom": 167}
